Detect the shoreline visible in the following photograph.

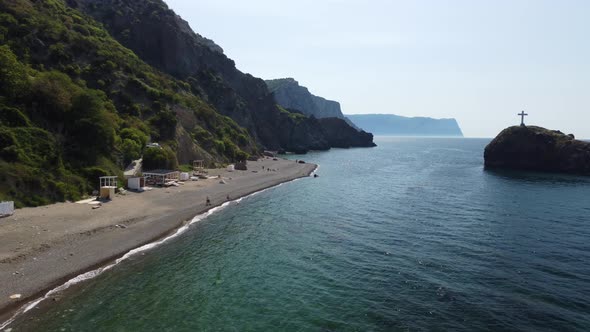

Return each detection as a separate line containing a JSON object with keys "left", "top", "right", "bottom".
{"left": 0, "top": 158, "right": 316, "bottom": 327}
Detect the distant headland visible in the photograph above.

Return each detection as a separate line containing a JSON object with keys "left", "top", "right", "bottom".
{"left": 484, "top": 125, "right": 590, "bottom": 175}
{"left": 265, "top": 78, "right": 375, "bottom": 148}
{"left": 345, "top": 114, "right": 464, "bottom": 137}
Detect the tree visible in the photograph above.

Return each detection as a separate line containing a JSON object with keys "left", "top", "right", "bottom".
{"left": 0, "top": 45, "right": 29, "bottom": 99}
{"left": 30, "top": 71, "right": 79, "bottom": 121}
{"left": 150, "top": 111, "right": 177, "bottom": 140}
{"left": 120, "top": 127, "right": 148, "bottom": 147}
{"left": 0, "top": 105, "right": 31, "bottom": 127}
{"left": 143, "top": 146, "right": 177, "bottom": 170}
{"left": 121, "top": 138, "right": 141, "bottom": 164}
{"left": 68, "top": 90, "right": 117, "bottom": 159}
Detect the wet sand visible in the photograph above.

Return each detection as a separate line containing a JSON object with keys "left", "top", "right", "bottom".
{"left": 0, "top": 158, "right": 315, "bottom": 320}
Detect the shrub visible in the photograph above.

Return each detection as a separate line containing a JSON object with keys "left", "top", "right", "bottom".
{"left": 121, "top": 138, "right": 141, "bottom": 164}
{"left": 68, "top": 90, "right": 117, "bottom": 158}
{"left": 235, "top": 150, "right": 249, "bottom": 162}
{"left": 143, "top": 146, "right": 177, "bottom": 170}
{"left": 150, "top": 111, "right": 177, "bottom": 140}
{"left": 0, "top": 45, "right": 29, "bottom": 98}
{"left": 193, "top": 125, "right": 214, "bottom": 148}
{"left": 120, "top": 127, "right": 148, "bottom": 147}
{"left": 10, "top": 127, "right": 58, "bottom": 166}
{"left": 214, "top": 140, "right": 225, "bottom": 154}
{"left": 82, "top": 166, "right": 110, "bottom": 190}
{"left": 30, "top": 71, "right": 80, "bottom": 120}
{"left": 0, "top": 105, "right": 31, "bottom": 127}
{"left": 0, "top": 126, "right": 15, "bottom": 149}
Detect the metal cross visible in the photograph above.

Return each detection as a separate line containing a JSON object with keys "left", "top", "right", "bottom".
{"left": 518, "top": 111, "right": 528, "bottom": 126}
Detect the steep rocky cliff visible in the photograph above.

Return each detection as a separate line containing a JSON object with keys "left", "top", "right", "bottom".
{"left": 484, "top": 126, "right": 590, "bottom": 175}
{"left": 72, "top": 0, "right": 347, "bottom": 152}
{"left": 264, "top": 78, "right": 378, "bottom": 148}
{"left": 0, "top": 0, "right": 261, "bottom": 206}
{"left": 317, "top": 118, "right": 376, "bottom": 148}
{"left": 347, "top": 114, "right": 463, "bottom": 137}
{"left": 0, "top": 0, "right": 378, "bottom": 206}
{"left": 265, "top": 78, "right": 360, "bottom": 129}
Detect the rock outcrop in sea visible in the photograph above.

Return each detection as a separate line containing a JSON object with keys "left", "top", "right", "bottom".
{"left": 484, "top": 125, "right": 590, "bottom": 175}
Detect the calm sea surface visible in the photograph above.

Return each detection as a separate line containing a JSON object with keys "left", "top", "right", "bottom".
{"left": 9, "top": 137, "right": 590, "bottom": 331}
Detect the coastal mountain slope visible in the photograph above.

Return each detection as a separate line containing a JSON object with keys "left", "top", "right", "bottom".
{"left": 0, "top": 0, "right": 375, "bottom": 207}
{"left": 0, "top": 0, "right": 372, "bottom": 207}
{"left": 484, "top": 126, "right": 590, "bottom": 175}
{"left": 347, "top": 114, "right": 464, "bottom": 137}
{"left": 72, "top": 0, "right": 374, "bottom": 151}
{"left": 265, "top": 78, "right": 374, "bottom": 147}
{"left": 266, "top": 78, "right": 360, "bottom": 130}
{"left": 0, "top": 0, "right": 257, "bottom": 206}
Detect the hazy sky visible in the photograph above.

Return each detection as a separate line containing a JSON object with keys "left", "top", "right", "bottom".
{"left": 164, "top": 0, "right": 590, "bottom": 137}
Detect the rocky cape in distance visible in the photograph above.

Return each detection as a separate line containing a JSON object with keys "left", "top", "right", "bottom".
{"left": 266, "top": 78, "right": 375, "bottom": 148}
{"left": 346, "top": 114, "right": 464, "bottom": 137}
{"left": 484, "top": 125, "right": 590, "bottom": 175}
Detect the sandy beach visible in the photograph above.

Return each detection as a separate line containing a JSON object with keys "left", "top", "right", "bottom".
{"left": 0, "top": 158, "right": 316, "bottom": 320}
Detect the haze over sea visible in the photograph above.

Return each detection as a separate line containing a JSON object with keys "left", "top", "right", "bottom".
{"left": 10, "top": 137, "right": 590, "bottom": 331}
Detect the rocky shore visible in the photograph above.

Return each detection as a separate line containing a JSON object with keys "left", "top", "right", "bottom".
{"left": 484, "top": 125, "right": 590, "bottom": 175}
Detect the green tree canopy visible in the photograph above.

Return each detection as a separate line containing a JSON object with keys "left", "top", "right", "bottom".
{"left": 0, "top": 45, "right": 29, "bottom": 99}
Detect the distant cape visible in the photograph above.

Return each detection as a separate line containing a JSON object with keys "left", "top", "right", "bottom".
{"left": 346, "top": 114, "right": 464, "bottom": 137}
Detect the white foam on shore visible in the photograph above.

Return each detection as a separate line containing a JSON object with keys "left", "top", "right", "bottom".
{"left": 0, "top": 168, "right": 317, "bottom": 330}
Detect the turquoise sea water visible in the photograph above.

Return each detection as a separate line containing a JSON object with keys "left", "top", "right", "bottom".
{"left": 8, "top": 137, "right": 590, "bottom": 331}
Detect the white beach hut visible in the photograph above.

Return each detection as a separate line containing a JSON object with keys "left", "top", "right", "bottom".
{"left": 99, "top": 176, "right": 118, "bottom": 200}
{"left": 0, "top": 201, "right": 14, "bottom": 218}
{"left": 127, "top": 177, "right": 145, "bottom": 191}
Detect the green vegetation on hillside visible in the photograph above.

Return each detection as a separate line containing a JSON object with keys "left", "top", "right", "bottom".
{"left": 0, "top": 0, "right": 256, "bottom": 207}
{"left": 278, "top": 105, "right": 306, "bottom": 123}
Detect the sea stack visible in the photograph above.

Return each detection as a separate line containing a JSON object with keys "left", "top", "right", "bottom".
{"left": 484, "top": 126, "right": 590, "bottom": 175}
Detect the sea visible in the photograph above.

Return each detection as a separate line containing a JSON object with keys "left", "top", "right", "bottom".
{"left": 6, "top": 137, "right": 590, "bottom": 331}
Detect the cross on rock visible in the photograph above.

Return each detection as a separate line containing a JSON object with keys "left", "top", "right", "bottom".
{"left": 518, "top": 111, "right": 528, "bottom": 126}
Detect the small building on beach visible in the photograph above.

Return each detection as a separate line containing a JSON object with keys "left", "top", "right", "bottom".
{"left": 0, "top": 201, "right": 14, "bottom": 218}
{"left": 193, "top": 160, "right": 204, "bottom": 171}
{"left": 143, "top": 170, "right": 180, "bottom": 186}
{"left": 127, "top": 177, "right": 145, "bottom": 191}
{"left": 99, "top": 176, "right": 118, "bottom": 200}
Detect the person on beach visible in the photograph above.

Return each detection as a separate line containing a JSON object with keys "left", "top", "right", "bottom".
{"left": 206, "top": 196, "right": 211, "bottom": 206}
{"left": 226, "top": 195, "right": 230, "bottom": 201}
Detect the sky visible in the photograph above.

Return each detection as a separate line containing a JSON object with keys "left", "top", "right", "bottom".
{"left": 164, "top": 0, "right": 590, "bottom": 138}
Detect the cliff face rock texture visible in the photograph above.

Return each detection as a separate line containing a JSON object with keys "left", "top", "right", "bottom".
{"left": 73, "top": 0, "right": 348, "bottom": 153}
{"left": 265, "top": 78, "right": 376, "bottom": 147}
{"left": 346, "top": 114, "right": 464, "bottom": 137}
{"left": 317, "top": 118, "right": 376, "bottom": 148}
{"left": 484, "top": 126, "right": 590, "bottom": 175}
{"left": 265, "top": 78, "right": 360, "bottom": 129}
